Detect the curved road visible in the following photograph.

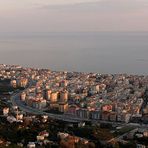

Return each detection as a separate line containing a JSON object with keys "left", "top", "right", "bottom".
{"left": 10, "top": 90, "right": 85, "bottom": 123}
{"left": 10, "top": 83, "right": 148, "bottom": 127}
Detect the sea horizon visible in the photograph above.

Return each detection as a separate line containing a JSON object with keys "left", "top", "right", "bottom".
{"left": 1, "top": 31, "right": 148, "bottom": 75}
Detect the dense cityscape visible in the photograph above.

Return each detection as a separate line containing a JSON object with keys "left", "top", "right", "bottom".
{"left": 0, "top": 64, "right": 147, "bottom": 148}
{"left": 1, "top": 0, "right": 148, "bottom": 148}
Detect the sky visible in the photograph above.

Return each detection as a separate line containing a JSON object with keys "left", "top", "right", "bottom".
{"left": 0, "top": 0, "right": 148, "bottom": 32}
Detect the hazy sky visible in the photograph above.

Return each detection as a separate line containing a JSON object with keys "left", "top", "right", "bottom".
{"left": 0, "top": 0, "right": 148, "bottom": 32}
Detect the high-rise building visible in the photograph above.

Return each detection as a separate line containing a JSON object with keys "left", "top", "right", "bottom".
{"left": 59, "top": 90, "right": 68, "bottom": 103}
{"left": 109, "top": 112, "right": 117, "bottom": 122}
{"left": 20, "top": 92, "right": 26, "bottom": 101}
{"left": 60, "top": 80, "right": 68, "bottom": 87}
{"left": 10, "top": 79, "right": 17, "bottom": 88}
{"left": 46, "top": 89, "right": 52, "bottom": 100}
{"left": 59, "top": 102, "right": 69, "bottom": 113}
{"left": 50, "top": 92, "right": 59, "bottom": 103}
{"left": 90, "top": 110, "right": 100, "bottom": 120}
{"left": 18, "top": 78, "right": 28, "bottom": 88}
{"left": 76, "top": 109, "right": 90, "bottom": 119}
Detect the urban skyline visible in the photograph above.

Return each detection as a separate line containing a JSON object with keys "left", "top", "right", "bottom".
{"left": 0, "top": 0, "right": 148, "bottom": 147}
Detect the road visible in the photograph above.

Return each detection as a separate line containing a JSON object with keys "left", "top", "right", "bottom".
{"left": 10, "top": 81, "right": 148, "bottom": 126}
{"left": 108, "top": 128, "right": 138, "bottom": 143}
{"left": 10, "top": 90, "right": 88, "bottom": 123}
{"left": 11, "top": 92, "right": 128, "bottom": 124}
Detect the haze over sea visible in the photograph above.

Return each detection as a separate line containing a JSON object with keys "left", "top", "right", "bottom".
{"left": 0, "top": 32, "right": 148, "bottom": 75}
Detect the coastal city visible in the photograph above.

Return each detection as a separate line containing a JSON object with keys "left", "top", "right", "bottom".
{"left": 0, "top": 64, "right": 147, "bottom": 148}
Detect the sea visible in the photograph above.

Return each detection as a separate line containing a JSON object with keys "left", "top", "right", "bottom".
{"left": 0, "top": 32, "right": 148, "bottom": 75}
